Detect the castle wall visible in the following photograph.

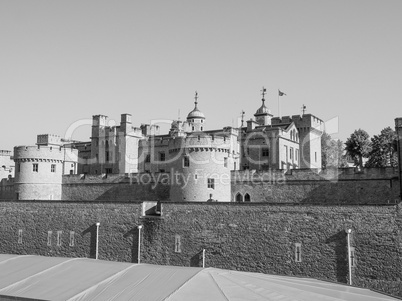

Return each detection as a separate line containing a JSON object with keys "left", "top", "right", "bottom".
{"left": 231, "top": 167, "right": 400, "bottom": 203}
{"left": 61, "top": 173, "right": 170, "bottom": 201}
{"left": 0, "top": 200, "right": 400, "bottom": 297}
{"left": 0, "top": 150, "right": 14, "bottom": 180}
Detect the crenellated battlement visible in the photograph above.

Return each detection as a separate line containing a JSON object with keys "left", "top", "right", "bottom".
{"left": 272, "top": 114, "right": 324, "bottom": 130}
{"left": 0, "top": 150, "right": 12, "bottom": 156}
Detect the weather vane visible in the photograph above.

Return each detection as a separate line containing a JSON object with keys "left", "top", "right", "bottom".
{"left": 301, "top": 104, "right": 307, "bottom": 115}
{"left": 261, "top": 87, "right": 267, "bottom": 100}
{"left": 194, "top": 91, "right": 198, "bottom": 105}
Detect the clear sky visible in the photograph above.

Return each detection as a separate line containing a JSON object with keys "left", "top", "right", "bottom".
{"left": 1, "top": 0, "right": 401, "bottom": 150}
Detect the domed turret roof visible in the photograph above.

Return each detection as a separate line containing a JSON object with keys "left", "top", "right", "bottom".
{"left": 187, "top": 107, "right": 205, "bottom": 119}
{"left": 187, "top": 91, "right": 205, "bottom": 120}
{"left": 255, "top": 101, "right": 269, "bottom": 116}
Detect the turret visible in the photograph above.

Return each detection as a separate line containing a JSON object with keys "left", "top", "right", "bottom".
{"left": 254, "top": 87, "right": 273, "bottom": 126}
{"left": 186, "top": 91, "right": 205, "bottom": 132}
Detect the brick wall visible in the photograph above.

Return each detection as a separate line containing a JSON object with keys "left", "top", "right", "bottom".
{"left": 0, "top": 200, "right": 400, "bottom": 297}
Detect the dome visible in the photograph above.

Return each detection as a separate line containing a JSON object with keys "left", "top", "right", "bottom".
{"left": 187, "top": 91, "right": 205, "bottom": 120}
{"left": 187, "top": 107, "right": 205, "bottom": 119}
{"left": 255, "top": 103, "right": 269, "bottom": 116}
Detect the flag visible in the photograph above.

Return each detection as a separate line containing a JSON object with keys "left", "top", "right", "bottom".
{"left": 278, "top": 90, "right": 286, "bottom": 96}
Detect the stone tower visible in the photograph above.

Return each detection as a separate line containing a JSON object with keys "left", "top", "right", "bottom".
{"left": 13, "top": 145, "right": 78, "bottom": 200}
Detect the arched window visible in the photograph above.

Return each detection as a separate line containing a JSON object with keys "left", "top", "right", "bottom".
{"left": 244, "top": 193, "right": 251, "bottom": 202}
{"left": 235, "top": 193, "right": 243, "bottom": 202}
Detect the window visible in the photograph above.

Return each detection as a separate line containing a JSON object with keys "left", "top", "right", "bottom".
{"left": 296, "top": 149, "right": 299, "bottom": 161}
{"left": 106, "top": 151, "right": 109, "bottom": 162}
{"left": 18, "top": 229, "right": 23, "bottom": 244}
{"left": 69, "top": 170, "right": 73, "bottom": 175}
{"left": 262, "top": 148, "right": 269, "bottom": 157}
{"left": 33, "top": 163, "right": 38, "bottom": 172}
{"left": 69, "top": 231, "right": 75, "bottom": 247}
{"left": 224, "top": 157, "right": 228, "bottom": 168}
{"left": 71, "top": 163, "right": 74, "bottom": 168}
{"left": 160, "top": 152, "right": 165, "bottom": 162}
{"left": 350, "top": 247, "right": 355, "bottom": 267}
{"left": 174, "top": 235, "right": 181, "bottom": 253}
{"left": 284, "top": 146, "right": 288, "bottom": 161}
{"left": 192, "top": 126, "right": 195, "bottom": 131}
{"left": 207, "top": 178, "right": 215, "bottom": 189}
{"left": 244, "top": 193, "right": 250, "bottom": 202}
{"left": 51, "top": 164, "right": 56, "bottom": 172}
{"left": 183, "top": 156, "right": 190, "bottom": 167}
{"left": 236, "top": 193, "right": 243, "bottom": 202}
{"left": 295, "top": 243, "right": 302, "bottom": 262}
{"left": 198, "top": 135, "right": 200, "bottom": 141}
{"left": 315, "top": 152, "right": 317, "bottom": 162}
{"left": 47, "top": 231, "right": 52, "bottom": 246}
{"left": 17, "top": 163, "right": 20, "bottom": 173}
{"left": 290, "top": 147, "right": 293, "bottom": 160}
{"left": 145, "top": 154, "right": 150, "bottom": 163}
{"left": 57, "top": 231, "right": 62, "bottom": 247}
{"left": 105, "top": 168, "right": 112, "bottom": 174}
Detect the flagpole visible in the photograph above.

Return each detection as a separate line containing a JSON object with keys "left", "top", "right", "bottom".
{"left": 277, "top": 90, "right": 280, "bottom": 118}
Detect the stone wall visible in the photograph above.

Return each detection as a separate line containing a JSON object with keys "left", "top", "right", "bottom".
{"left": 62, "top": 173, "right": 170, "bottom": 201}
{"left": 0, "top": 200, "right": 400, "bottom": 297}
{"left": 231, "top": 167, "right": 400, "bottom": 203}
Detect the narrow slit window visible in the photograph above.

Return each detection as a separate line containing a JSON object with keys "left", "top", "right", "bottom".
{"left": 350, "top": 247, "right": 355, "bottom": 267}
{"left": 183, "top": 156, "right": 190, "bottom": 167}
{"left": 69, "top": 231, "right": 75, "bottom": 247}
{"left": 57, "top": 231, "right": 62, "bottom": 247}
{"left": 224, "top": 157, "right": 228, "bottom": 168}
{"left": 295, "top": 243, "right": 302, "bottom": 262}
{"left": 174, "top": 235, "right": 181, "bottom": 253}
{"left": 18, "top": 229, "right": 23, "bottom": 244}
{"left": 47, "top": 231, "right": 52, "bottom": 246}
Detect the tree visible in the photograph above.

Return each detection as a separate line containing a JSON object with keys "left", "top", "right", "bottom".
{"left": 345, "top": 129, "right": 371, "bottom": 169}
{"left": 321, "top": 132, "right": 349, "bottom": 168}
{"left": 365, "top": 127, "right": 398, "bottom": 167}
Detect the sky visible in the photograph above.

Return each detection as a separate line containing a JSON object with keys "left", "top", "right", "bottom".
{"left": 1, "top": 0, "right": 401, "bottom": 150}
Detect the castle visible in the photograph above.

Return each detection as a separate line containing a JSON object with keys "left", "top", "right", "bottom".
{"left": 0, "top": 91, "right": 324, "bottom": 201}
{"left": 0, "top": 92, "right": 402, "bottom": 298}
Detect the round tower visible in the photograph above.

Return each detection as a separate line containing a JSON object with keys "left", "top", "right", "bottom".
{"left": 168, "top": 134, "right": 232, "bottom": 202}
{"left": 13, "top": 145, "right": 77, "bottom": 200}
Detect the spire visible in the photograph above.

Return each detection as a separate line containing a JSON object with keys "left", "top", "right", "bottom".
{"left": 194, "top": 91, "right": 199, "bottom": 107}
{"left": 261, "top": 86, "right": 267, "bottom": 104}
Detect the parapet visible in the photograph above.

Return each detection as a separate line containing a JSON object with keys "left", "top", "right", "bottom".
{"left": 0, "top": 150, "right": 12, "bottom": 157}
{"left": 14, "top": 145, "right": 66, "bottom": 161}
{"left": 36, "top": 134, "right": 62, "bottom": 146}
{"left": 272, "top": 114, "right": 324, "bottom": 129}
